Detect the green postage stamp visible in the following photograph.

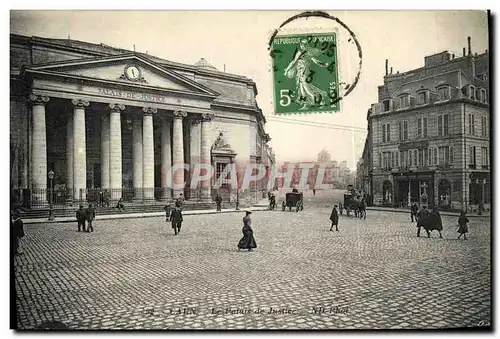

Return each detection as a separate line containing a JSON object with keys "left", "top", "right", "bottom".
{"left": 271, "top": 33, "right": 340, "bottom": 114}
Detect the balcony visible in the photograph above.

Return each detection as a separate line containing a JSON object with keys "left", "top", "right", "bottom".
{"left": 468, "top": 164, "right": 477, "bottom": 169}
{"left": 481, "top": 165, "right": 489, "bottom": 170}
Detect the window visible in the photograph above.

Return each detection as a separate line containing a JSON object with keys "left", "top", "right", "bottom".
{"left": 417, "top": 117, "right": 428, "bottom": 138}
{"left": 412, "top": 149, "right": 417, "bottom": 167}
{"left": 417, "top": 90, "right": 429, "bottom": 105}
{"left": 382, "top": 99, "right": 391, "bottom": 112}
{"left": 383, "top": 152, "right": 391, "bottom": 171}
{"left": 481, "top": 89, "right": 487, "bottom": 103}
{"left": 379, "top": 153, "right": 382, "bottom": 168}
{"left": 382, "top": 123, "right": 391, "bottom": 142}
{"left": 469, "top": 146, "right": 477, "bottom": 166}
{"left": 400, "top": 150, "right": 409, "bottom": 169}
{"left": 216, "top": 163, "right": 230, "bottom": 188}
{"left": 469, "top": 85, "right": 476, "bottom": 100}
{"left": 437, "top": 85, "right": 450, "bottom": 101}
{"left": 399, "top": 121, "right": 408, "bottom": 141}
{"left": 424, "top": 148, "right": 429, "bottom": 166}
{"left": 468, "top": 114, "right": 475, "bottom": 135}
{"left": 433, "top": 147, "right": 438, "bottom": 165}
{"left": 481, "top": 116, "right": 488, "bottom": 137}
{"left": 418, "top": 149, "right": 423, "bottom": 166}
{"left": 438, "top": 146, "right": 451, "bottom": 166}
{"left": 482, "top": 147, "right": 488, "bottom": 166}
{"left": 438, "top": 114, "right": 449, "bottom": 136}
{"left": 399, "top": 94, "right": 410, "bottom": 109}
{"left": 450, "top": 146, "right": 454, "bottom": 166}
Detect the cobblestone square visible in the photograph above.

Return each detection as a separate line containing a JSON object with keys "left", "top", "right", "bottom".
{"left": 14, "top": 201, "right": 491, "bottom": 330}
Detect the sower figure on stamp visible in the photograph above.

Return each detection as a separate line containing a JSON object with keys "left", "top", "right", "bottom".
{"left": 329, "top": 205, "right": 339, "bottom": 232}
{"left": 76, "top": 204, "right": 86, "bottom": 232}
{"left": 284, "top": 39, "right": 330, "bottom": 110}
{"left": 215, "top": 193, "right": 223, "bottom": 212}
{"left": 238, "top": 211, "right": 257, "bottom": 252}
{"left": 170, "top": 201, "right": 183, "bottom": 236}
{"left": 86, "top": 203, "right": 96, "bottom": 233}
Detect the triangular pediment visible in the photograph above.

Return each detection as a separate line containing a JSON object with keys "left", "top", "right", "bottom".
{"left": 24, "top": 54, "right": 219, "bottom": 97}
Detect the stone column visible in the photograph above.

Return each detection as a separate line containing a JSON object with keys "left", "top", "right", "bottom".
{"left": 132, "top": 117, "right": 143, "bottom": 201}
{"left": 189, "top": 118, "right": 201, "bottom": 200}
{"left": 101, "top": 113, "right": 110, "bottom": 192}
{"left": 172, "top": 110, "right": 187, "bottom": 198}
{"left": 29, "top": 94, "right": 50, "bottom": 205}
{"left": 109, "top": 104, "right": 125, "bottom": 201}
{"left": 200, "top": 113, "right": 214, "bottom": 202}
{"left": 72, "top": 99, "right": 89, "bottom": 202}
{"left": 142, "top": 107, "right": 156, "bottom": 200}
{"left": 161, "top": 118, "right": 172, "bottom": 200}
{"left": 66, "top": 113, "right": 74, "bottom": 204}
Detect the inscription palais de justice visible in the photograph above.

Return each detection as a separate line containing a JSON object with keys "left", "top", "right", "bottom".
{"left": 97, "top": 88, "right": 168, "bottom": 103}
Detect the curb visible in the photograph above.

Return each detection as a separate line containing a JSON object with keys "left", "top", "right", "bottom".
{"left": 23, "top": 206, "right": 269, "bottom": 225}
{"left": 365, "top": 207, "right": 490, "bottom": 218}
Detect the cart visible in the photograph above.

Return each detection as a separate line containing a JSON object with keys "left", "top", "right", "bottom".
{"left": 282, "top": 192, "right": 304, "bottom": 212}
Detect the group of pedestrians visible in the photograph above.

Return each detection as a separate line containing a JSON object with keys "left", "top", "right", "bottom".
{"left": 412, "top": 203, "right": 470, "bottom": 240}
{"left": 75, "top": 203, "right": 96, "bottom": 232}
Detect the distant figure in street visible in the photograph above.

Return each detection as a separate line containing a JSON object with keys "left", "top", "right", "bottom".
{"left": 176, "top": 193, "right": 185, "bottom": 210}
{"left": 116, "top": 198, "right": 125, "bottom": 211}
{"left": 99, "top": 189, "right": 104, "bottom": 207}
{"left": 411, "top": 202, "right": 419, "bottom": 222}
{"left": 238, "top": 211, "right": 257, "bottom": 252}
{"left": 313, "top": 188, "right": 316, "bottom": 196}
{"left": 339, "top": 201, "right": 343, "bottom": 215}
{"left": 423, "top": 207, "right": 443, "bottom": 238}
{"left": 86, "top": 203, "right": 96, "bottom": 232}
{"left": 329, "top": 205, "right": 339, "bottom": 231}
{"left": 215, "top": 194, "right": 223, "bottom": 212}
{"left": 359, "top": 198, "right": 367, "bottom": 219}
{"left": 457, "top": 211, "right": 470, "bottom": 240}
{"left": 11, "top": 210, "right": 24, "bottom": 256}
{"left": 269, "top": 192, "right": 277, "bottom": 210}
{"left": 164, "top": 204, "right": 172, "bottom": 222}
{"left": 170, "top": 204, "right": 183, "bottom": 236}
{"left": 416, "top": 206, "right": 429, "bottom": 237}
{"left": 76, "top": 204, "right": 87, "bottom": 232}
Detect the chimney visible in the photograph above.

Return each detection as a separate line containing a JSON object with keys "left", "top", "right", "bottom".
{"left": 463, "top": 48, "right": 466, "bottom": 57}
{"left": 467, "top": 36, "right": 472, "bottom": 56}
{"left": 385, "top": 59, "right": 388, "bottom": 76}
{"left": 390, "top": 67, "right": 393, "bottom": 74}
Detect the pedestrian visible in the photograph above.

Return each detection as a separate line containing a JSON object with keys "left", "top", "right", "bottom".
{"left": 76, "top": 204, "right": 87, "bottom": 232}
{"left": 457, "top": 211, "right": 470, "bottom": 240}
{"left": 170, "top": 201, "right": 183, "bottom": 236}
{"left": 116, "top": 198, "right": 125, "bottom": 211}
{"left": 176, "top": 193, "right": 185, "bottom": 210}
{"left": 424, "top": 207, "right": 443, "bottom": 238}
{"left": 411, "top": 202, "right": 419, "bottom": 222}
{"left": 164, "top": 203, "right": 172, "bottom": 222}
{"left": 11, "top": 210, "right": 25, "bottom": 256}
{"left": 329, "top": 204, "right": 339, "bottom": 231}
{"left": 416, "top": 205, "right": 429, "bottom": 237}
{"left": 86, "top": 203, "right": 96, "bottom": 232}
{"left": 215, "top": 193, "right": 223, "bottom": 212}
{"left": 339, "top": 201, "right": 343, "bottom": 215}
{"left": 313, "top": 188, "right": 316, "bottom": 196}
{"left": 238, "top": 211, "right": 257, "bottom": 252}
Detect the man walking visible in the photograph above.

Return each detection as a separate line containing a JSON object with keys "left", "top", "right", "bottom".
{"left": 11, "top": 210, "right": 25, "bottom": 256}
{"left": 86, "top": 203, "right": 96, "bottom": 232}
{"left": 411, "top": 202, "right": 419, "bottom": 222}
{"left": 76, "top": 204, "right": 87, "bottom": 232}
{"left": 215, "top": 193, "right": 223, "bottom": 212}
{"left": 170, "top": 201, "right": 183, "bottom": 236}
{"left": 329, "top": 205, "right": 339, "bottom": 231}
{"left": 416, "top": 205, "right": 429, "bottom": 237}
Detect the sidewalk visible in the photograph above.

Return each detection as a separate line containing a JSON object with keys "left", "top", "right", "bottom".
{"left": 366, "top": 206, "right": 490, "bottom": 218}
{"left": 23, "top": 206, "right": 269, "bottom": 225}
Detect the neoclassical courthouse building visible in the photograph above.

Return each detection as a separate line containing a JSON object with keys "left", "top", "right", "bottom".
{"left": 10, "top": 34, "right": 275, "bottom": 208}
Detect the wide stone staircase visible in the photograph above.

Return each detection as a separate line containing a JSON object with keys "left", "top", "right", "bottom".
{"left": 16, "top": 201, "right": 217, "bottom": 220}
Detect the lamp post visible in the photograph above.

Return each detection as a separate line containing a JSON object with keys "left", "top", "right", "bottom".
{"left": 48, "top": 170, "right": 55, "bottom": 221}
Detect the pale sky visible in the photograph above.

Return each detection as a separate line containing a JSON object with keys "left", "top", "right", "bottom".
{"left": 10, "top": 10, "right": 489, "bottom": 170}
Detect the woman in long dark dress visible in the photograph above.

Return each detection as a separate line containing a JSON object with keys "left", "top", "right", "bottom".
{"left": 457, "top": 211, "right": 469, "bottom": 240}
{"left": 238, "top": 211, "right": 257, "bottom": 252}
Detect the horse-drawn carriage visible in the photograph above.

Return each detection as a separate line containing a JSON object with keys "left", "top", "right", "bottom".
{"left": 282, "top": 189, "right": 304, "bottom": 212}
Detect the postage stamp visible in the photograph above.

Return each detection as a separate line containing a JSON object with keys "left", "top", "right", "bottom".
{"left": 271, "top": 33, "right": 340, "bottom": 114}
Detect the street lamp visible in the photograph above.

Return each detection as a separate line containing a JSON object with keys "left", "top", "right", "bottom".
{"left": 48, "top": 170, "right": 55, "bottom": 221}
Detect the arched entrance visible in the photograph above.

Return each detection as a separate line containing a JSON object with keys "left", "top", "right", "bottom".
{"left": 382, "top": 180, "right": 393, "bottom": 205}
{"left": 438, "top": 179, "right": 451, "bottom": 208}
